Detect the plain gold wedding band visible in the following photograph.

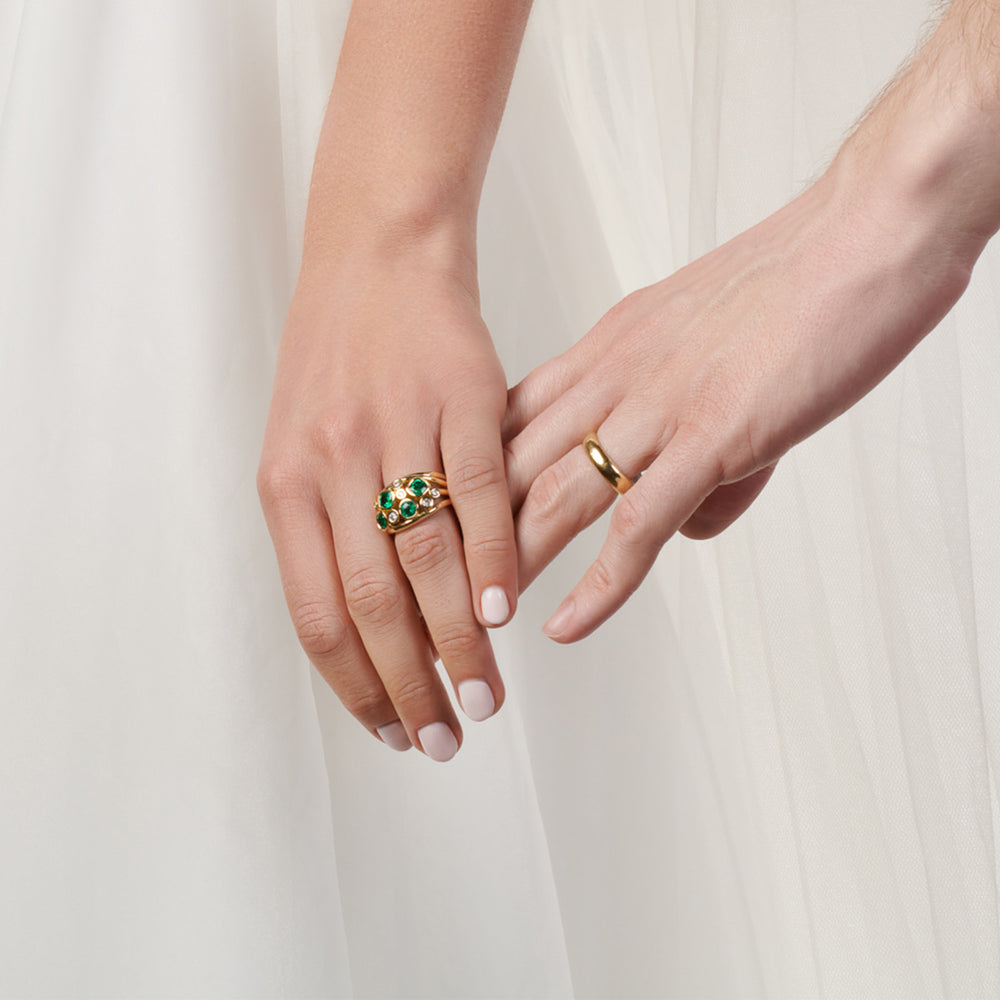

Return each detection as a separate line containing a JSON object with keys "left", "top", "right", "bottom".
{"left": 583, "top": 433, "right": 635, "bottom": 495}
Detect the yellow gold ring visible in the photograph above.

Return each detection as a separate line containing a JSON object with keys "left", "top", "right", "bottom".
{"left": 374, "top": 473, "right": 450, "bottom": 534}
{"left": 583, "top": 433, "right": 635, "bottom": 495}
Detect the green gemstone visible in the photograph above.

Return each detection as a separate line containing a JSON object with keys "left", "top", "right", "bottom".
{"left": 400, "top": 500, "right": 418, "bottom": 518}
{"left": 410, "top": 477, "right": 428, "bottom": 497}
{"left": 378, "top": 491, "right": 394, "bottom": 510}
{"left": 376, "top": 512, "right": 388, "bottom": 530}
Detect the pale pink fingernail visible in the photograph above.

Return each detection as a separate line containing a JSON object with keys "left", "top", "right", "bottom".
{"left": 376, "top": 721, "right": 412, "bottom": 752}
{"left": 480, "top": 585, "right": 510, "bottom": 625}
{"left": 458, "top": 679, "right": 496, "bottom": 722}
{"left": 542, "top": 599, "right": 575, "bottom": 639}
{"left": 417, "top": 722, "right": 459, "bottom": 762}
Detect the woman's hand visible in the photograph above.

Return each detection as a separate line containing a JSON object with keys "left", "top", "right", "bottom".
{"left": 257, "top": 0, "right": 532, "bottom": 760}
{"left": 258, "top": 241, "right": 515, "bottom": 761}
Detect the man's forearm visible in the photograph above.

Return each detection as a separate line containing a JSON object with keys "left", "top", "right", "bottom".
{"left": 834, "top": 0, "right": 1000, "bottom": 268}
{"left": 303, "top": 0, "right": 533, "bottom": 271}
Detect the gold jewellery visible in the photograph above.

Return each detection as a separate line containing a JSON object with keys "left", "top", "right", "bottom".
{"left": 374, "top": 473, "right": 450, "bottom": 534}
{"left": 583, "top": 433, "right": 635, "bottom": 495}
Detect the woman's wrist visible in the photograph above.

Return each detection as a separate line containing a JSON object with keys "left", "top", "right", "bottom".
{"left": 293, "top": 0, "right": 535, "bottom": 306}
{"left": 298, "top": 185, "right": 481, "bottom": 305}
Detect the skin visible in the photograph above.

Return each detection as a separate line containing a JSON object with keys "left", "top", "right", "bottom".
{"left": 258, "top": 0, "right": 532, "bottom": 761}
{"left": 505, "top": 0, "right": 1000, "bottom": 642}
{"left": 262, "top": 0, "right": 1000, "bottom": 759}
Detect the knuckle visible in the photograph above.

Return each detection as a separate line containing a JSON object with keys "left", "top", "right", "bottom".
{"left": 601, "top": 295, "right": 633, "bottom": 328}
{"left": 291, "top": 600, "right": 350, "bottom": 661}
{"left": 339, "top": 684, "right": 391, "bottom": 724}
{"left": 530, "top": 463, "right": 572, "bottom": 525}
{"left": 450, "top": 382, "right": 506, "bottom": 419}
{"left": 611, "top": 491, "right": 653, "bottom": 546}
{"left": 309, "top": 408, "right": 367, "bottom": 463}
{"left": 523, "top": 462, "right": 595, "bottom": 541}
{"left": 395, "top": 526, "right": 452, "bottom": 578}
{"left": 309, "top": 416, "right": 340, "bottom": 460}
{"left": 433, "top": 622, "right": 482, "bottom": 662}
{"left": 448, "top": 453, "right": 506, "bottom": 499}
{"left": 527, "top": 461, "right": 600, "bottom": 539}
{"left": 342, "top": 566, "right": 399, "bottom": 629}
{"left": 588, "top": 557, "right": 617, "bottom": 598}
{"left": 663, "top": 284, "right": 698, "bottom": 320}
{"left": 466, "top": 532, "right": 513, "bottom": 562}
{"left": 388, "top": 672, "right": 438, "bottom": 715}
{"left": 501, "top": 438, "right": 519, "bottom": 471}
{"left": 256, "top": 460, "right": 308, "bottom": 506}
{"left": 598, "top": 286, "right": 648, "bottom": 334}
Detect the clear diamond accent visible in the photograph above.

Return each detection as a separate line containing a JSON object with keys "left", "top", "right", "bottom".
{"left": 430, "top": 488, "right": 440, "bottom": 498}
{"left": 388, "top": 510, "right": 399, "bottom": 523}
{"left": 420, "top": 497, "right": 432, "bottom": 507}
{"left": 395, "top": 488, "right": 407, "bottom": 499}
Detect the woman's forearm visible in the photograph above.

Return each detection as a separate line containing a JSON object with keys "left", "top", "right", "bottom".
{"left": 303, "top": 0, "right": 533, "bottom": 280}
{"left": 261, "top": 2, "right": 534, "bottom": 759}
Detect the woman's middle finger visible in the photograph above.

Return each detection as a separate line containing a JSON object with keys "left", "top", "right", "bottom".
{"left": 385, "top": 449, "right": 505, "bottom": 727}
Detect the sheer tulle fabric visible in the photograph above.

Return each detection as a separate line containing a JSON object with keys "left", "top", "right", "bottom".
{"left": 2, "top": 1, "right": 999, "bottom": 996}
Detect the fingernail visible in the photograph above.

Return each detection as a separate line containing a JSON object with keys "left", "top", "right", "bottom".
{"left": 480, "top": 585, "right": 510, "bottom": 626}
{"left": 417, "top": 722, "right": 459, "bottom": 762}
{"left": 458, "top": 679, "right": 496, "bottom": 722}
{"left": 376, "top": 721, "right": 412, "bottom": 752}
{"left": 542, "top": 599, "right": 575, "bottom": 639}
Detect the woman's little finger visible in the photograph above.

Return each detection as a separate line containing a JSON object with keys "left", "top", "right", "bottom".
{"left": 256, "top": 477, "right": 411, "bottom": 750}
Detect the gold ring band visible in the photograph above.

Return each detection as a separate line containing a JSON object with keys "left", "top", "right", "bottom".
{"left": 583, "top": 433, "right": 635, "bottom": 495}
{"left": 374, "top": 473, "right": 450, "bottom": 534}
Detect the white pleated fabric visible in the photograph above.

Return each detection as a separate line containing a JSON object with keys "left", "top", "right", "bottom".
{"left": 2, "top": 1, "right": 999, "bottom": 997}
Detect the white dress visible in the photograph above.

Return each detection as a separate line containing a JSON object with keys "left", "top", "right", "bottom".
{"left": 2, "top": 1, "right": 999, "bottom": 996}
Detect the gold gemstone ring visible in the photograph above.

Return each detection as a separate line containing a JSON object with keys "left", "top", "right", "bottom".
{"left": 374, "top": 473, "right": 450, "bottom": 534}
{"left": 583, "top": 433, "right": 635, "bottom": 495}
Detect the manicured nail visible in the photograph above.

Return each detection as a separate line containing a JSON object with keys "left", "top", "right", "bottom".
{"left": 417, "top": 722, "right": 459, "bottom": 762}
{"left": 458, "top": 679, "right": 496, "bottom": 722}
{"left": 480, "top": 585, "right": 510, "bottom": 626}
{"left": 542, "top": 599, "right": 575, "bottom": 639}
{"left": 376, "top": 721, "right": 412, "bottom": 752}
